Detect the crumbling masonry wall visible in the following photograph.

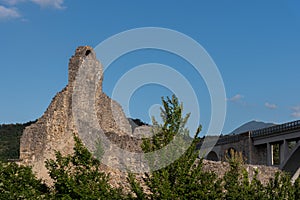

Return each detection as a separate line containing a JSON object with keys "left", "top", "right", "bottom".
{"left": 19, "top": 46, "right": 144, "bottom": 187}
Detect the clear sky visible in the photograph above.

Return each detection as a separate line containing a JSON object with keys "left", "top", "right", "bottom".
{"left": 1, "top": 0, "right": 300, "bottom": 135}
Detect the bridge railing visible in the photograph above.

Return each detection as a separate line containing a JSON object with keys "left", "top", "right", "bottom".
{"left": 217, "top": 134, "right": 241, "bottom": 145}
{"left": 251, "top": 120, "right": 300, "bottom": 138}
{"left": 196, "top": 135, "right": 242, "bottom": 148}
{"left": 197, "top": 132, "right": 251, "bottom": 148}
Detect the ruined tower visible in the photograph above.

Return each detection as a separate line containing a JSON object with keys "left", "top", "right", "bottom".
{"left": 19, "top": 46, "right": 144, "bottom": 186}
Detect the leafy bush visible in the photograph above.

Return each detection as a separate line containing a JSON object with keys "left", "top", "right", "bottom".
{"left": 0, "top": 161, "right": 49, "bottom": 199}
{"left": 128, "top": 96, "right": 300, "bottom": 200}
{"left": 45, "top": 136, "right": 124, "bottom": 199}
{"left": 128, "top": 95, "right": 223, "bottom": 199}
{"left": 1, "top": 96, "right": 300, "bottom": 199}
{"left": 265, "top": 172, "right": 295, "bottom": 200}
{"left": 223, "top": 150, "right": 268, "bottom": 199}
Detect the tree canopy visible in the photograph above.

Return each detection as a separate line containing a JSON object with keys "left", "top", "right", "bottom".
{"left": 0, "top": 96, "right": 300, "bottom": 199}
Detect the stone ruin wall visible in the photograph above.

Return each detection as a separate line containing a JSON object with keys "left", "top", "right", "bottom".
{"left": 202, "top": 159, "right": 280, "bottom": 185}
{"left": 19, "top": 46, "right": 147, "bottom": 188}
{"left": 19, "top": 46, "right": 280, "bottom": 190}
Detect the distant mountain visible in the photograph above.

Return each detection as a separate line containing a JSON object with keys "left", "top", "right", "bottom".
{"left": 230, "top": 120, "right": 276, "bottom": 135}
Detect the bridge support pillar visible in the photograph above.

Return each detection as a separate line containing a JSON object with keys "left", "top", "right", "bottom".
{"left": 267, "top": 142, "right": 273, "bottom": 166}
{"left": 280, "top": 140, "right": 289, "bottom": 165}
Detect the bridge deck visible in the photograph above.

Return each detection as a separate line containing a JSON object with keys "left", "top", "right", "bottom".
{"left": 251, "top": 120, "right": 300, "bottom": 138}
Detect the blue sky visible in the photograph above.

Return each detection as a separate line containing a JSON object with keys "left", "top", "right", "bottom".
{"left": 1, "top": 0, "right": 300, "bottom": 135}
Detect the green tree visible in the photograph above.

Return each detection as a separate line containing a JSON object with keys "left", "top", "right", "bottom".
{"left": 128, "top": 95, "right": 222, "bottom": 199}
{"left": 0, "top": 121, "right": 36, "bottom": 161}
{"left": 265, "top": 172, "right": 295, "bottom": 200}
{"left": 45, "top": 136, "right": 124, "bottom": 199}
{"left": 0, "top": 161, "right": 49, "bottom": 199}
{"left": 294, "top": 177, "right": 300, "bottom": 199}
{"left": 223, "top": 150, "right": 269, "bottom": 199}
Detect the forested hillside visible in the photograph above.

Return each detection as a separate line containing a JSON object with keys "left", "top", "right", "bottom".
{"left": 0, "top": 121, "right": 36, "bottom": 161}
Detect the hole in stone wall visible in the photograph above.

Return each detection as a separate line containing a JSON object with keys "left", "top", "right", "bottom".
{"left": 85, "top": 50, "right": 91, "bottom": 56}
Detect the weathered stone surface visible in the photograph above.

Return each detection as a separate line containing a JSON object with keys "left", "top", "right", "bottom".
{"left": 202, "top": 159, "right": 280, "bottom": 185}
{"left": 20, "top": 46, "right": 140, "bottom": 186}
{"left": 19, "top": 46, "right": 280, "bottom": 190}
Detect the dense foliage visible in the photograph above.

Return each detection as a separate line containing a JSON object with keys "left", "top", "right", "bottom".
{"left": 128, "top": 95, "right": 300, "bottom": 199}
{"left": 129, "top": 96, "right": 222, "bottom": 199}
{"left": 45, "top": 136, "right": 123, "bottom": 199}
{"left": 0, "top": 96, "right": 300, "bottom": 199}
{"left": 0, "top": 161, "right": 49, "bottom": 199}
{"left": 0, "top": 121, "right": 36, "bottom": 161}
{"left": 223, "top": 150, "right": 300, "bottom": 200}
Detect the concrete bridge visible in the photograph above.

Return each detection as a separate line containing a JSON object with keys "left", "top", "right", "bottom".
{"left": 202, "top": 120, "right": 300, "bottom": 178}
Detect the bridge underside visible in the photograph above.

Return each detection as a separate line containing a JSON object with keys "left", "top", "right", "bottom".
{"left": 202, "top": 120, "right": 300, "bottom": 179}
{"left": 281, "top": 142, "right": 300, "bottom": 177}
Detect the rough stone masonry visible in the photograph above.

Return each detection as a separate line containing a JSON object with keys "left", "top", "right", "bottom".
{"left": 19, "top": 46, "right": 149, "bottom": 188}
{"left": 19, "top": 46, "right": 279, "bottom": 189}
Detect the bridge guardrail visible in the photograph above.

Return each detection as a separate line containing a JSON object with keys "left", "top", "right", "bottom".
{"left": 217, "top": 134, "right": 241, "bottom": 145}
{"left": 251, "top": 120, "right": 300, "bottom": 138}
